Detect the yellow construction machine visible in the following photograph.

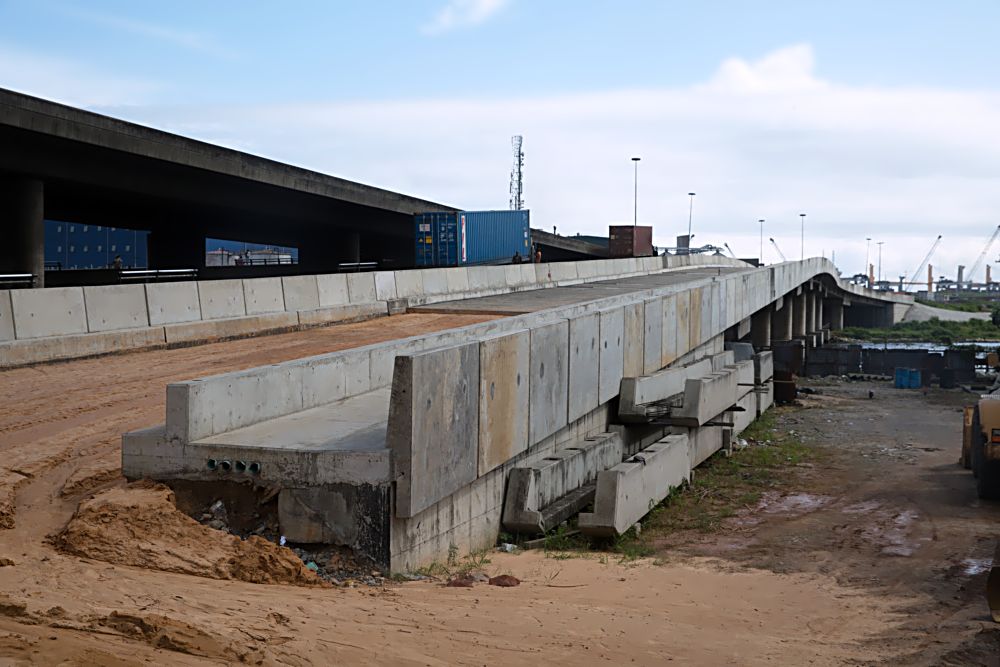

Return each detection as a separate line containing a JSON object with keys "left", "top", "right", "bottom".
{"left": 963, "top": 399, "right": 1000, "bottom": 621}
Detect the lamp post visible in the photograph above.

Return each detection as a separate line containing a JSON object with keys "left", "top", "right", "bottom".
{"left": 865, "top": 237, "right": 871, "bottom": 286}
{"left": 687, "top": 192, "right": 696, "bottom": 253}
{"left": 631, "top": 157, "right": 640, "bottom": 227}
{"left": 877, "top": 241, "right": 885, "bottom": 286}
{"left": 799, "top": 213, "right": 806, "bottom": 260}
{"left": 758, "top": 219, "right": 765, "bottom": 263}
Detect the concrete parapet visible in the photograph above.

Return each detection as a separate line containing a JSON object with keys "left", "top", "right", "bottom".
{"left": 374, "top": 271, "right": 397, "bottom": 301}
{"left": 346, "top": 272, "right": 377, "bottom": 303}
{"left": 502, "top": 432, "right": 624, "bottom": 534}
{"left": 388, "top": 342, "right": 480, "bottom": 518}
{"left": 622, "top": 301, "right": 644, "bottom": 378}
{"left": 642, "top": 297, "right": 663, "bottom": 374}
{"left": 477, "top": 330, "right": 530, "bottom": 476}
{"left": 146, "top": 282, "right": 201, "bottom": 325}
{"left": 528, "top": 320, "right": 570, "bottom": 444}
{"left": 568, "top": 313, "right": 600, "bottom": 422}
{"left": 242, "top": 277, "right": 285, "bottom": 314}
{"left": 281, "top": 275, "right": 320, "bottom": 311}
{"left": 393, "top": 270, "right": 424, "bottom": 299}
{"left": 10, "top": 286, "right": 87, "bottom": 338}
{"left": 198, "top": 279, "right": 246, "bottom": 320}
{"left": 597, "top": 308, "right": 625, "bottom": 404}
{"left": 579, "top": 433, "right": 690, "bottom": 537}
{"left": 0, "top": 290, "right": 12, "bottom": 341}
{"left": 316, "top": 273, "right": 350, "bottom": 307}
{"left": 83, "top": 284, "right": 149, "bottom": 332}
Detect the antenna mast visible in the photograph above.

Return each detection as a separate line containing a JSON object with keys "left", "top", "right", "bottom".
{"left": 509, "top": 135, "right": 524, "bottom": 210}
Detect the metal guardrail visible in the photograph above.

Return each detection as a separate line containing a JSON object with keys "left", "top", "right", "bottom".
{"left": 119, "top": 269, "right": 198, "bottom": 283}
{"left": 337, "top": 262, "right": 378, "bottom": 273}
{"left": 0, "top": 273, "right": 36, "bottom": 288}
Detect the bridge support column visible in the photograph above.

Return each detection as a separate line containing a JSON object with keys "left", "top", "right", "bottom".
{"left": 805, "top": 290, "right": 817, "bottom": 334}
{"left": 751, "top": 306, "right": 772, "bottom": 349}
{"left": 0, "top": 177, "right": 45, "bottom": 287}
{"left": 791, "top": 292, "right": 807, "bottom": 338}
{"left": 771, "top": 299, "right": 792, "bottom": 342}
{"left": 824, "top": 298, "right": 844, "bottom": 331}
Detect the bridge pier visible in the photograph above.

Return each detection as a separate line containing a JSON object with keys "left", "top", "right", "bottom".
{"left": 0, "top": 177, "right": 45, "bottom": 287}
{"left": 770, "top": 298, "right": 791, "bottom": 342}
{"left": 791, "top": 291, "right": 807, "bottom": 338}
{"left": 751, "top": 306, "right": 772, "bottom": 349}
{"left": 824, "top": 297, "right": 844, "bottom": 331}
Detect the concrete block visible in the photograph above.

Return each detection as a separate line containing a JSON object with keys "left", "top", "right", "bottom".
{"left": 673, "top": 369, "right": 739, "bottom": 426}
{"left": 0, "top": 326, "right": 165, "bottom": 368}
{"left": 346, "top": 272, "right": 377, "bottom": 303}
{"left": 374, "top": 272, "right": 397, "bottom": 301}
{"left": 162, "top": 312, "right": 299, "bottom": 344}
{"left": 0, "top": 291, "right": 12, "bottom": 342}
{"left": 579, "top": 434, "right": 690, "bottom": 537}
{"left": 478, "top": 330, "right": 530, "bottom": 476}
{"left": 281, "top": 275, "right": 320, "bottom": 311}
{"left": 316, "top": 274, "right": 350, "bottom": 307}
{"left": 622, "top": 301, "right": 644, "bottom": 378}
{"left": 528, "top": 319, "right": 570, "bottom": 445}
{"left": 568, "top": 313, "right": 600, "bottom": 422}
{"left": 198, "top": 279, "right": 246, "bottom": 320}
{"left": 388, "top": 342, "right": 480, "bottom": 518}
{"left": 296, "top": 302, "right": 387, "bottom": 327}
{"left": 642, "top": 297, "right": 663, "bottom": 374}
{"left": 598, "top": 308, "right": 625, "bottom": 404}
{"left": 394, "top": 270, "right": 424, "bottom": 299}
{"left": 688, "top": 425, "right": 725, "bottom": 467}
{"left": 754, "top": 351, "right": 774, "bottom": 383}
{"left": 145, "top": 282, "right": 201, "bottom": 326}
{"left": 618, "top": 358, "right": 712, "bottom": 421}
{"left": 83, "top": 284, "right": 149, "bottom": 332}
{"left": 502, "top": 433, "right": 624, "bottom": 533}
{"left": 11, "top": 286, "right": 87, "bottom": 339}
{"left": 242, "top": 277, "right": 285, "bottom": 314}
{"left": 757, "top": 380, "right": 774, "bottom": 416}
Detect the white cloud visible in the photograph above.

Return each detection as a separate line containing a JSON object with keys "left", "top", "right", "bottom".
{"left": 57, "top": 44, "right": 1000, "bottom": 287}
{"left": 0, "top": 44, "right": 160, "bottom": 106}
{"left": 422, "top": 0, "right": 510, "bottom": 34}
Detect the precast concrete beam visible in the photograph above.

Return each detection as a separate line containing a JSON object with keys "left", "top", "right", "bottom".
{"left": 579, "top": 434, "right": 690, "bottom": 537}
{"left": 618, "top": 358, "right": 712, "bottom": 422}
{"left": 0, "top": 177, "right": 44, "bottom": 286}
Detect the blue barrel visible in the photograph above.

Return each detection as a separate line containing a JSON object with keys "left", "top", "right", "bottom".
{"left": 908, "top": 369, "right": 922, "bottom": 389}
{"left": 894, "top": 367, "right": 909, "bottom": 389}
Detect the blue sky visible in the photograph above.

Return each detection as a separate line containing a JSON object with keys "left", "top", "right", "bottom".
{"left": 2, "top": 0, "right": 1000, "bottom": 282}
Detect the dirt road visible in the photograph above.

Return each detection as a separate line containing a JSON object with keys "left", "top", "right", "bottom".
{"left": 0, "top": 318, "right": 998, "bottom": 664}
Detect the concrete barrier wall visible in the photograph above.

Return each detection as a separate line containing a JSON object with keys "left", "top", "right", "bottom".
{"left": 0, "top": 290, "right": 13, "bottom": 342}
{"left": 10, "top": 286, "right": 88, "bottom": 339}
{"left": 83, "top": 285, "right": 148, "bottom": 333}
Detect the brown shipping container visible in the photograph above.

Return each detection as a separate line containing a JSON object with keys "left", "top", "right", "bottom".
{"left": 608, "top": 225, "right": 653, "bottom": 257}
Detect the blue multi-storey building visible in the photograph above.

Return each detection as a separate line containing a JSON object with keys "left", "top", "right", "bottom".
{"left": 44, "top": 221, "right": 148, "bottom": 269}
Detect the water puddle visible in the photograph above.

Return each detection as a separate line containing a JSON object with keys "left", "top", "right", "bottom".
{"left": 962, "top": 558, "right": 992, "bottom": 576}
{"left": 757, "top": 492, "right": 834, "bottom": 514}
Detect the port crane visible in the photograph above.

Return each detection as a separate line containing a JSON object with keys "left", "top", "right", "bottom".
{"left": 903, "top": 234, "right": 942, "bottom": 291}
{"left": 769, "top": 238, "right": 787, "bottom": 262}
{"left": 965, "top": 224, "right": 1000, "bottom": 285}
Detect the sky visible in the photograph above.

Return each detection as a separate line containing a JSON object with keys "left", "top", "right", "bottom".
{"left": 2, "top": 0, "right": 1000, "bottom": 285}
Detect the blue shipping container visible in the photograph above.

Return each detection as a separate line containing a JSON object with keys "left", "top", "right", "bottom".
{"left": 414, "top": 210, "right": 530, "bottom": 267}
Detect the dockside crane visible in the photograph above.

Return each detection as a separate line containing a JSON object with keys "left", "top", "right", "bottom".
{"left": 966, "top": 224, "right": 1000, "bottom": 285}
{"left": 724, "top": 243, "right": 738, "bottom": 259}
{"left": 769, "top": 238, "right": 787, "bottom": 262}
{"left": 904, "top": 234, "right": 942, "bottom": 291}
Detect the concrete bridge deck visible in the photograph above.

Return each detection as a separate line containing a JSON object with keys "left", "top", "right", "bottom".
{"left": 119, "top": 255, "right": 910, "bottom": 571}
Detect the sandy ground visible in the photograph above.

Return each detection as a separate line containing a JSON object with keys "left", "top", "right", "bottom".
{"left": 902, "top": 302, "right": 991, "bottom": 322}
{"left": 0, "top": 317, "right": 998, "bottom": 664}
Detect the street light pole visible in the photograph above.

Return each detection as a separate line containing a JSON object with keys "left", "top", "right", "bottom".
{"left": 758, "top": 219, "right": 765, "bottom": 263}
{"left": 877, "top": 241, "right": 885, "bottom": 286}
{"left": 631, "top": 157, "right": 640, "bottom": 227}
{"left": 799, "top": 213, "right": 806, "bottom": 260}
{"left": 687, "top": 192, "right": 696, "bottom": 253}
{"left": 865, "top": 237, "right": 871, "bottom": 286}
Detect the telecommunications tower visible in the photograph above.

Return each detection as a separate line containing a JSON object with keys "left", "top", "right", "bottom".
{"left": 509, "top": 135, "right": 524, "bottom": 210}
